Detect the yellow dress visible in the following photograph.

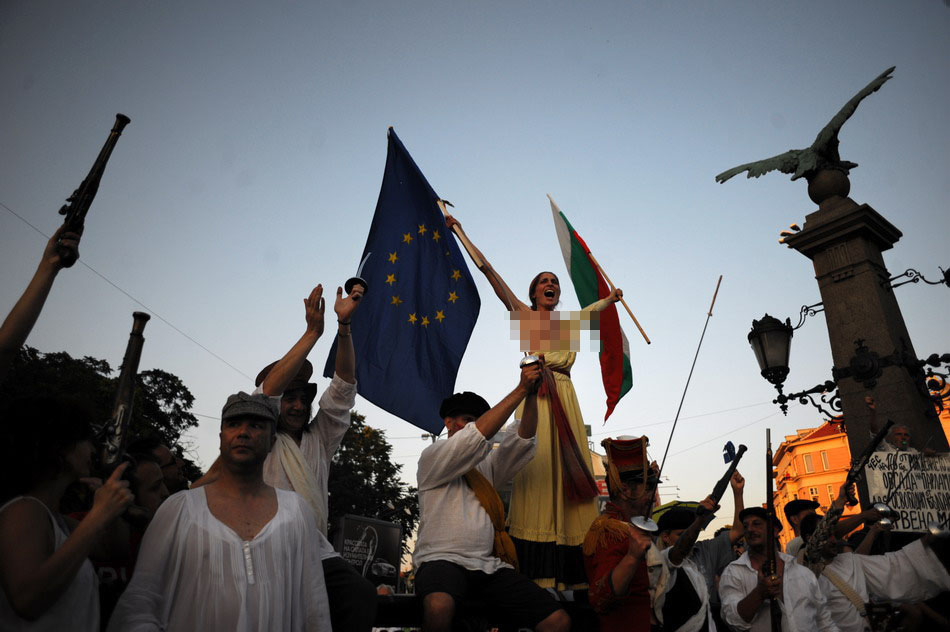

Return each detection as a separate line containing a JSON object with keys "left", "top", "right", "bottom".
{"left": 507, "top": 348, "right": 600, "bottom": 589}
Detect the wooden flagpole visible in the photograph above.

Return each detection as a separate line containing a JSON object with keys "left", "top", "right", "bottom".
{"left": 436, "top": 199, "right": 485, "bottom": 269}
{"left": 585, "top": 251, "right": 651, "bottom": 345}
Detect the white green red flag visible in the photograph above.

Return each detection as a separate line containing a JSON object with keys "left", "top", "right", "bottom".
{"left": 549, "top": 195, "right": 633, "bottom": 420}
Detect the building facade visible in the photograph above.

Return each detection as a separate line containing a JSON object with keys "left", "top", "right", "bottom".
{"left": 772, "top": 421, "right": 860, "bottom": 550}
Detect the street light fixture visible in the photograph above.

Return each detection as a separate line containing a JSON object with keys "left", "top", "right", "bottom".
{"left": 747, "top": 314, "right": 794, "bottom": 390}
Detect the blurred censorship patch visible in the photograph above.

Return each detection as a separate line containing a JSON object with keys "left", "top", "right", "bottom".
{"left": 509, "top": 310, "right": 601, "bottom": 353}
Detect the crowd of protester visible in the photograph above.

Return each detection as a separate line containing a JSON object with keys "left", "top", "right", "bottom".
{"left": 1, "top": 225, "right": 948, "bottom": 631}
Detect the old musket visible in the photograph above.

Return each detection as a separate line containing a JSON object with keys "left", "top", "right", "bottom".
{"left": 765, "top": 429, "right": 782, "bottom": 632}
{"left": 802, "top": 419, "right": 896, "bottom": 571}
{"left": 56, "top": 113, "right": 131, "bottom": 267}
{"left": 697, "top": 444, "right": 748, "bottom": 520}
{"left": 99, "top": 312, "right": 151, "bottom": 470}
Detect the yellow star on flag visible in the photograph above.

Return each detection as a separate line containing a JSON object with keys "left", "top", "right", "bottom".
{"left": 451, "top": 269, "right": 461, "bottom": 281}
{"left": 402, "top": 232, "right": 413, "bottom": 244}
{"left": 432, "top": 230, "right": 441, "bottom": 242}
{"left": 421, "top": 316, "right": 430, "bottom": 327}
{"left": 418, "top": 224, "right": 427, "bottom": 235}
{"left": 408, "top": 313, "right": 417, "bottom": 324}
{"left": 448, "top": 291, "right": 459, "bottom": 303}
{"left": 391, "top": 295, "right": 403, "bottom": 306}
{"left": 385, "top": 274, "right": 396, "bottom": 286}
{"left": 435, "top": 310, "right": 445, "bottom": 323}
{"left": 388, "top": 252, "right": 398, "bottom": 264}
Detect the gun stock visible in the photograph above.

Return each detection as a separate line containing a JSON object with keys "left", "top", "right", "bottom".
{"left": 100, "top": 312, "right": 150, "bottom": 469}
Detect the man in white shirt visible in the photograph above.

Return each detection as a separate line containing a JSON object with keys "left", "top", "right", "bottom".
{"left": 194, "top": 283, "right": 376, "bottom": 631}
{"left": 413, "top": 365, "right": 570, "bottom": 632}
{"left": 783, "top": 498, "right": 820, "bottom": 557}
{"left": 798, "top": 512, "right": 950, "bottom": 632}
{"left": 109, "top": 392, "right": 332, "bottom": 631}
{"left": 720, "top": 507, "right": 839, "bottom": 632}
{"left": 652, "top": 498, "right": 721, "bottom": 632}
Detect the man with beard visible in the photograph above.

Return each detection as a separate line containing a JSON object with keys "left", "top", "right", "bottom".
{"left": 108, "top": 393, "right": 332, "bottom": 631}
{"left": 719, "top": 507, "right": 838, "bottom": 632}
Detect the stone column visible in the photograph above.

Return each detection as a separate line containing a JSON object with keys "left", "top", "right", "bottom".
{"left": 783, "top": 170, "right": 948, "bottom": 462}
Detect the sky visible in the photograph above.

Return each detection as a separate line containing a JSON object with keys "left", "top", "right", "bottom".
{"left": 2, "top": 1, "right": 948, "bottom": 536}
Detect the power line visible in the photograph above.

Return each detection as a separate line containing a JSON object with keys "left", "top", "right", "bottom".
{"left": 1, "top": 201, "right": 253, "bottom": 381}
{"left": 589, "top": 400, "right": 772, "bottom": 438}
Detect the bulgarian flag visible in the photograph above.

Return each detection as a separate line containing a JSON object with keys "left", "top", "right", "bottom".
{"left": 549, "top": 195, "right": 633, "bottom": 420}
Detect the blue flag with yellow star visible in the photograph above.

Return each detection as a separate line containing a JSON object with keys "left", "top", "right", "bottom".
{"left": 323, "top": 127, "right": 481, "bottom": 434}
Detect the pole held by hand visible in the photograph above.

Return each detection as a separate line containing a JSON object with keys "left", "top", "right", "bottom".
{"left": 585, "top": 250, "right": 651, "bottom": 345}
{"left": 437, "top": 199, "right": 484, "bottom": 269}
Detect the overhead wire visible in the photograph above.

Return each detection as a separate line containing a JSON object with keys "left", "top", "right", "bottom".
{"left": 1, "top": 200, "right": 253, "bottom": 381}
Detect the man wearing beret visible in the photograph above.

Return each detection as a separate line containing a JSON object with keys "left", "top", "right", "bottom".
{"left": 412, "top": 364, "right": 570, "bottom": 632}
{"left": 651, "top": 498, "right": 722, "bottom": 632}
{"left": 720, "top": 507, "right": 838, "bottom": 632}
{"left": 193, "top": 283, "right": 374, "bottom": 631}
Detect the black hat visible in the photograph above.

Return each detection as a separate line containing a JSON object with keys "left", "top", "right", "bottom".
{"left": 256, "top": 360, "right": 318, "bottom": 402}
{"left": 739, "top": 507, "right": 783, "bottom": 532}
{"left": 439, "top": 392, "right": 491, "bottom": 419}
{"left": 657, "top": 507, "right": 695, "bottom": 532}
{"left": 783, "top": 499, "right": 820, "bottom": 521}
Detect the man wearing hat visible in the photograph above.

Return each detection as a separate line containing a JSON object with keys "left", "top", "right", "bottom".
{"left": 651, "top": 498, "right": 722, "bottom": 632}
{"left": 109, "top": 393, "right": 332, "bottom": 631}
{"left": 720, "top": 506, "right": 837, "bottom": 632}
{"left": 783, "top": 498, "right": 820, "bottom": 557}
{"left": 193, "top": 282, "right": 374, "bottom": 630}
{"left": 412, "top": 364, "right": 571, "bottom": 632}
{"left": 582, "top": 436, "right": 658, "bottom": 632}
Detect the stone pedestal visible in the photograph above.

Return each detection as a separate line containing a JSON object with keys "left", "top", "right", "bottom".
{"left": 784, "top": 171, "right": 948, "bottom": 463}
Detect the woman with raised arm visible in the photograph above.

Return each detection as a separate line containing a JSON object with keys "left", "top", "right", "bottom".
{"left": 445, "top": 214, "right": 622, "bottom": 589}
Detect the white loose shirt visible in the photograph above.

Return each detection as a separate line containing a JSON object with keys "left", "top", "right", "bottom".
{"left": 817, "top": 540, "right": 950, "bottom": 632}
{"left": 720, "top": 551, "right": 839, "bottom": 632}
{"left": 258, "top": 373, "right": 355, "bottom": 559}
{"left": 107, "top": 487, "right": 331, "bottom": 632}
{"left": 413, "top": 422, "right": 535, "bottom": 573}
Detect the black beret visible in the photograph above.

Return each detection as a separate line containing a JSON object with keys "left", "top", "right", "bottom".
{"left": 657, "top": 508, "right": 695, "bottom": 532}
{"left": 439, "top": 392, "right": 491, "bottom": 419}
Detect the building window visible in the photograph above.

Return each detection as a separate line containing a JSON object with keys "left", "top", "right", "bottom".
{"left": 827, "top": 484, "right": 835, "bottom": 502}
{"left": 820, "top": 451, "right": 830, "bottom": 471}
{"left": 809, "top": 487, "right": 819, "bottom": 502}
{"left": 804, "top": 454, "right": 814, "bottom": 473}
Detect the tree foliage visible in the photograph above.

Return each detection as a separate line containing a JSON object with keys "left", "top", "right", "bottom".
{"left": 1, "top": 346, "right": 201, "bottom": 477}
{"left": 328, "top": 411, "right": 419, "bottom": 555}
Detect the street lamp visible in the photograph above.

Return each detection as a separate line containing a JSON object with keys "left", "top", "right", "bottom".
{"left": 747, "top": 314, "right": 794, "bottom": 390}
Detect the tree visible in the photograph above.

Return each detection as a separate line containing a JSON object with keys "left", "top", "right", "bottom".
{"left": 328, "top": 411, "right": 419, "bottom": 555}
{"left": 0, "top": 346, "right": 201, "bottom": 476}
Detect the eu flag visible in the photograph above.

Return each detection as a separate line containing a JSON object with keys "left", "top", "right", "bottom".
{"left": 324, "top": 128, "right": 480, "bottom": 434}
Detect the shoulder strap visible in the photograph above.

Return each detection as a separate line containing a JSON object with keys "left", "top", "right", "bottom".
{"left": 822, "top": 565, "right": 867, "bottom": 617}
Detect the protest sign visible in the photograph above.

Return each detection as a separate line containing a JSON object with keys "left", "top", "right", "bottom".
{"left": 865, "top": 451, "right": 950, "bottom": 532}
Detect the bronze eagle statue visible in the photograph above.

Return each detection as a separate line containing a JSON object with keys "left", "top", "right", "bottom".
{"left": 716, "top": 66, "right": 895, "bottom": 184}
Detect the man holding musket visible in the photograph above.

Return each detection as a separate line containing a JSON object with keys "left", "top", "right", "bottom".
{"left": 412, "top": 364, "right": 570, "bottom": 632}
{"left": 719, "top": 506, "right": 838, "bottom": 632}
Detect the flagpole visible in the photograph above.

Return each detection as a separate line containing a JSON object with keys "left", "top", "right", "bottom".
{"left": 585, "top": 251, "right": 651, "bottom": 345}
{"left": 436, "top": 199, "right": 484, "bottom": 269}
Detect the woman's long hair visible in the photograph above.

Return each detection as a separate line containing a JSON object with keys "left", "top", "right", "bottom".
{"left": 0, "top": 396, "right": 95, "bottom": 502}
